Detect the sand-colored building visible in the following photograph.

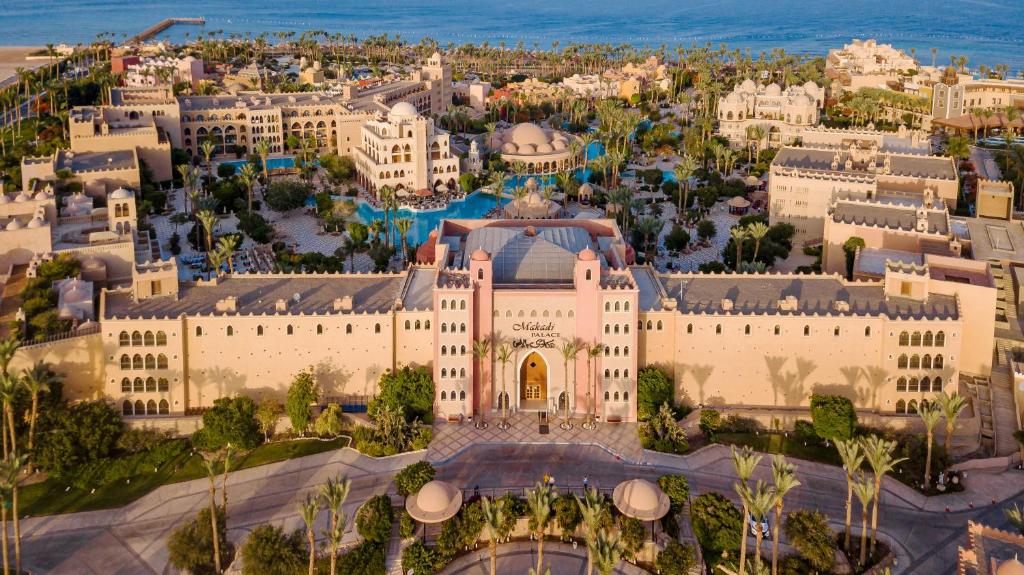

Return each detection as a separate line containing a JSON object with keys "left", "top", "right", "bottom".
{"left": 68, "top": 105, "right": 173, "bottom": 181}
{"left": 717, "top": 79, "right": 823, "bottom": 148}
{"left": 487, "top": 123, "right": 582, "bottom": 175}
{"left": 932, "top": 74, "right": 1024, "bottom": 120}
{"left": 561, "top": 74, "right": 617, "bottom": 99}
{"left": 826, "top": 39, "right": 918, "bottom": 94}
{"left": 353, "top": 101, "right": 461, "bottom": 195}
{"left": 123, "top": 55, "right": 204, "bottom": 88}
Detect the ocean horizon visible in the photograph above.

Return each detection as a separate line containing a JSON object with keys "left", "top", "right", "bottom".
{"left": 3, "top": 0, "right": 1023, "bottom": 73}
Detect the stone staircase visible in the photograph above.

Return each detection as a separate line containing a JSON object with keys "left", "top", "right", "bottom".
{"left": 0, "top": 264, "right": 27, "bottom": 338}
{"left": 991, "top": 340, "right": 1022, "bottom": 456}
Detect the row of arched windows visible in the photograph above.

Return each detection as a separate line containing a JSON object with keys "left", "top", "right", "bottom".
{"left": 440, "top": 299, "right": 467, "bottom": 311}
{"left": 119, "top": 354, "right": 168, "bottom": 370}
{"left": 196, "top": 323, "right": 380, "bottom": 336}
{"left": 603, "top": 390, "right": 630, "bottom": 402}
{"left": 123, "top": 399, "right": 169, "bottom": 416}
{"left": 642, "top": 320, "right": 665, "bottom": 331}
{"left": 898, "top": 331, "right": 946, "bottom": 347}
{"left": 603, "top": 346, "right": 630, "bottom": 357}
{"left": 118, "top": 330, "right": 168, "bottom": 347}
{"left": 495, "top": 309, "right": 575, "bottom": 319}
{"left": 895, "top": 399, "right": 934, "bottom": 414}
{"left": 896, "top": 376, "right": 943, "bottom": 393}
{"left": 696, "top": 324, "right": 872, "bottom": 337}
{"left": 440, "top": 345, "right": 467, "bottom": 356}
{"left": 440, "top": 323, "right": 467, "bottom": 334}
{"left": 604, "top": 301, "right": 631, "bottom": 312}
{"left": 121, "top": 377, "right": 170, "bottom": 393}
{"left": 439, "top": 390, "right": 466, "bottom": 401}
{"left": 439, "top": 368, "right": 467, "bottom": 379}
{"left": 604, "top": 324, "right": 631, "bottom": 335}
{"left": 603, "top": 369, "right": 631, "bottom": 379}
{"left": 897, "top": 354, "right": 945, "bottom": 370}
{"left": 404, "top": 319, "right": 431, "bottom": 330}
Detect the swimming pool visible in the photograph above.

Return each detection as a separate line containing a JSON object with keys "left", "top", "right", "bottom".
{"left": 356, "top": 191, "right": 509, "bottom": 245}
{"left": 221, "top": 156, "right": 300, "bottom": 171}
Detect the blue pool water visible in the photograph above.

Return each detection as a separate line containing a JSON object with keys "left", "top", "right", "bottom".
{"left": 221, "top": 157, "right": 299, "bottom": 171}
{"left": 356, "top": 191, "right": 509, "bottom": 246}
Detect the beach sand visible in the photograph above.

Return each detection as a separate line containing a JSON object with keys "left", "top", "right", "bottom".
{"left": 0, "top": 47, "right": 47, "bottom": 89}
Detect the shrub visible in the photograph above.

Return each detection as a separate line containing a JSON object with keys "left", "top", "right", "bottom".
{"left": 619, "top": 516, "right": 646, "bottom": 559}
{"left": 395, "top": 461, "right": 436, "bottom": 497}
{"left": 696, "top": 219, "right": 716, "bottom": 241}
{"left": 240, "top": 524, "right": 305, "bottom": 575}
{"left": 35, "top": 401, "right": 123, "bottom": 474}
{"left": 656, "top": 540, "right": 698, "bottom": 575}
{"left": 637, "top": 367, "right": 674, "bottom": 421}
{"left": 334, "top": 540, "right": 386, "bottom": 575}
{"left": 313, "top": 403, "right": 348, "bottom": 437}
{"left": 718, "top": 414, "right": 763, "bottom": 434}
{"left": 699, "top": 409, "right": 721, "bottom": 439}
{"left": 658, "top": 474, "right": 690, "bottom": 511}
{"left": 783, "top": 509, "right": 836, "bottom": 572}
{"left": 369, "top": 366, "right": 435, "bottom": 424}
{"left": 356, "top": 495, "right": 395, "bottom": 544}
{"left": 401, "top": 541, "right": 441, "bottom": 575}
{"left": 67, "top": 439, "right": 187, "bottom": 488}
{"left": 810, "top": 394, "right": 856, "bottom": 441}
{"left": 264, "top": 180, "right": 312, "bottom": 212}
{"left": 216, "top": 163, "right": 237, "bottom": 179}
{"left": 236, "top": 210, "right": 273, "bottom": 243}
{"left": 664, "top": 224, "right": 690, "bottom": 251}
{"left": 793, "top": 419, "right": 818, "bottom": 441}
{"left": 286, "top": 370, "right": 319, "bottom": 435}
{"left": 640, "top": 403, "right": 689, "bottom": 454}
{"left": 690, "top": 492, "right": 741, "bottom": 570}
{"left": 167, "top": 507, "right": 233, "bottom": 575}
{"left": 191, "top": 396, "right": 262, "bottom": 451}
{"left": 116, "top": 428, "right": 172, "bottom": 453}
{"left": 555, "top": 495, "right": 582, "bottom": 537}
{"left": 400, "top": 510, "right": 416, "bottom": 538}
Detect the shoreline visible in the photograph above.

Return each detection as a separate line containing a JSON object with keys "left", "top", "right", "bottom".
{"left": 0, "top": 46, "right": 47, "bottom": 89}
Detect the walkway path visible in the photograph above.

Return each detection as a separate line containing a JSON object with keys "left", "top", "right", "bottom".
{"left": 440, "top": 541, "right": 647, "bottom": 574}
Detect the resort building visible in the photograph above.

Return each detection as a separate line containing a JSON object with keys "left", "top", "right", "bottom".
{"left": 352, "top": 101, "right": 462, "bottom": 195}
{"left": 957, "top": 521, "right": 1024, "bottom": 575}
{"left": 486, "top": 123, "right": 583, "bottom": 175}
{"left": 826, "top": 39, "right": 918, "bottom": 94}
{"left": 123, "top": 55, "right": 204, "bottom": 88}
{"left": 21, "top": 149, "right": 142, "bottom": 196}
{"left": 799, "top": 125, "right": 931, "bottom": 155}
{"left": 7, "top": 218, "right": 997, "bottom": 424}
{"left": 68, "top": 105, "right": 174, "bottom": 182}
{"left": 561, "top": 74, "right": 618, "bottom": 99}
{"left": 768, "top": 142, "right": 959, "bottom": 243}
{"left": 931, "top": 74, "right": 1024, "bottom": 121}
{"left": 717, "top": 79, "right": 823, "bottom": 148}
{"left": 453, "top": 79, "right": 491, "bottom": 113}
{"left": 601, "top": 57, "right": 671, "bottom": 100}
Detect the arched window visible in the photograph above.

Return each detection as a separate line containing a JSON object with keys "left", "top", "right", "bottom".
{"left": 657, "top": 321, "right": 663, "bottom": 330}
{"left": 157, "top": 354, "right": 168, "bottom": 369}
{"left": 604, "top": 346, "right": 610, "bottom": 356}
{"left": 257, "top": 325, "right": 264, "bottom": 336}
{"left": 375, "top": 324, "right": 381, "bottom": 333}
{"left": 441, "top": 346, "right": 447, "bottom": 356}
{"left": 134, "top": 400, "right": 145, "bottom": 415}
{"left": 132, "top": 354, "right": 143, "bottom": 370}
{"left": 803, "top": 325, "right": 810, "bottom": 336}
{"left": 145, "top": 354, "right": 156, "bottom": 370}
{"left": 146, "top": 400, "right": 157, "bottom": 415}
{"left": 624, "top": 302, "right": 630, "bottom": 311}
{"left": 144, "top": 331, "right": 155, "bottom": 346}
{"left": 605, "top": 302, "right": 611, "bottom": 312}
{"left": 647, "top": 321, "right": 653, "bottom": 330}
{"left": 441, "top": 369, "right": 448, "bottom": 379}
{"left": 865, "top": 326, "right": 871, "bottom": 337}
{"left": 460, "top": 368, "right": 466, "bottom": 378}
{"left": 624, "top": 324, "right": 630, "bottom": 334}
{"left": 897, "top": 377, "right": 907, "bottom": 392}
{"left": 907, "top": 400, "right": 918, "bottom": 414}
{"left": 346, "top": 324, "right": 353, "bottom": 334}
{"left": 156, "top": 331, "right": 167, "bottom": 345}
{"left": 287, "top": 325, "right": 294, "bottom": 335}
{"left": 604, "top": 369, "right": 611, "bottom": 378}
{"left": 479, "top": 268, "right": 485, "bottom": 280}
{"left": 121, "top": 378, "right": 131, "bottom": 392}
{"left": 932, "top": 376, "right": 943, "bottom": 391}
{"left": 605, "top": 325, "right": 610, "bottom": 334}
{"left": 935, "top": 331, "right": 946, "bottom": 346}
{"left": 909, "top": 355, "right": 920, "bottom": 369}
{"left": 441, "top": 391, "right": 447, "bottom": 401}
{"left": 460, "top": 345, "right": 467, "bottom": 355}
{"left": 911, "top": 331, "right": 922, "bottom": 346}
{"left": 898, "top": 355, "right": 908, "bottom": 369}
{"left": 441, "top": 300, "right": 447, "bottom": 310}
{"left": 834, "top": 327, "right": 840, "bottom": 337}
{"left": 123, "top": 401, "right": 133, "bottom": 415}
{"left": 196, "top": 326, "right": 204, "bottom": 337}
{"left": 923, "top": 331, "right": 934, "bottom": 346}
{"left": 226, "top": 326, "right": 234, "bottom": 337}
{"left": 922, "top": 355, "right": 932, "bottom": 369}
{"left": 614, "top": 391, "right": 620, "bottom": 401}
{"left": 145, "top": 377, "right": 156, "bottom": 392}
{"left": 624, "top": 391, "right": 629, "bottom": 401}
{"left": 405, "top": 320, "right": 411, "bottom": 330}
{"left": 133, "top": 377, "right": 144, "bottom": 392}
{"left": 934, "top": 354, "right": 944, "bottom": 369}
{"left": 119, "top": 331, "right": 130, "bottom": 346}
{"left": 441, "top": 323, "right": 448, "bottom": 333}
{"left": 774, "top": 325, "right": 781, "bottom": 335}
{"left": 158, "top": 378, "right": 169, "bottom": 392}
{"left": 909, "top": 377, "right": 920, "bottom": 392}
{"left": 460, "top": 323, "right": 466, "bottom": 333}
{"left": 624, "top": 346, "right": 630, "bottom": 357}
{"left": 460, "top": 391, "right": 466, "bottom": 401}
{"left": 425, "top": 320, "right": 431, "bottom": 329}
{"left": 460, "top": 300, "right": 467, "bottom": 310}
{"left": 896, "top": 400, "right": 906, "bottom": 414}
{"left": 415, "top": 320, "right": 422, "bottom": 330}
{"left": 744, "top": 324, "right": 751, "bottom": 335}
{"left": 158, "top": 400, "right": 169, "bottom": 415}
{"left": 921, "top": 377, "right": 931, "bottom": 392}
{"left": 899, "top": 331, "right": 909, "bottom": 346}
{"left": 586, "top": 269, "right": 592, "bottom": 281}
{"left": 614, "top": 369, "right": 620, "bottom": 378}
{"left": 687, "top": 324, "right": 693, "bottom": 334}
{"left": 716, "top": 324, "right": 722, "bottom": 335}
{"left": 120, "top": 355, "right": 131, "bottom": 370}
{"left": 614, "top": 346, "right": 620, "bottom": 357}
{"left": 132, "top": 331, "right": 143, "bottom": 346}
{"left": 615, "top": 302, "right": 621, "bottom": 312}
{"left": 604, "top": 391, "right": 610, "bottom": 400}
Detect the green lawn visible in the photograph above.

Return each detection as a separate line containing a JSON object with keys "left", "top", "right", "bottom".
{"left": 21, "top": 436, "right": 351, "bottom": 517}
{"left": 715, "top": 432, "right": 843, "bottom": 466}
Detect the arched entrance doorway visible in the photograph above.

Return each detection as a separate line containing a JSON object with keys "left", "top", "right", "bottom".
{"left": 519, "top": 351, "right": 548, "bottom": 409}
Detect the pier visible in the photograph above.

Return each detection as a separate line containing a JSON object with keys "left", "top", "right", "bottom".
{"left": 128, "top": 17, "right": 205, "bottom": 44}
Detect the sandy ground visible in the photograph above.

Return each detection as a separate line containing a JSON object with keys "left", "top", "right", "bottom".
{"left": 0, "top": 46, "right": 47, "bottom": 88}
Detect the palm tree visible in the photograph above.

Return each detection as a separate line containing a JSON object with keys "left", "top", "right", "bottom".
{"left": 320, "top": 475, "right": 351, "bottom": 575}
{"left": 299, "top": 493, "right": 321, "bottom": 575}
{"left": 215, "top": 235, "right": 239, "bottom": 274}
{"left": 585, "top": 343, "right": 602, "bottom": 429}
{"left": 238, "top": 163, "right": 258, "bottom": 213}
{"left": 496, "top": 343, "right": 514, "bottom": 429}
{"left": 220, "top": 446, "right": 235, "bottom": 513}
{"left": 527, "top": 481, "right": 556, "bottom": 573}
{"left": 481, "top": 496, "right": 504, "bottom": 575}
{"left": 378, "top": 186, "right": 395, "bottom": 248}
{"left": 731, "top": 226, "right": 748, "bottom": 273}
{"left": 488, "top": 170, "right": 506, "bottom": 211}
{"left": 0, "top": 457, "right": 15, "bottom": 575}
{"left": 860, "top": 435, "right": 906, "bottom": 555}
{"left": 935, "top": 392, "right": 967, "bottom": 455}
{"left": 576, "top": 488, "right": 606, "bottom": 575}
{"left": 768, "top": 455, "right": 800, "bottom": 575}
{"left": 0, "top": 376, "right": 18, "bottom": 460}
{"left": 557, "top": 339, "right": 579, "bottom": 428}
{"left": 200, "top": 139, "right": 217, "bottom": 172}
{"left": 1005, "top": 503, "right": 1024, "bottom": 535}
{"left": 472, "top": 338, "right": 491, "bottom": 428}
{"left": 20, "top": 361, "right": 58, "bottom": 471}
{"left": 0, "top": 336, "right": 19, "bottom": 459}
{"left": 835, "top": 439, "right": 864, "bottom": 551}
{"left": 731, "top": 446, "right": 762, "bottom": 575}
{"left": 746, "top": 222, "right": 769, "bottom": 263}
{"left": 739, "top": 480, "right": 775, "bottom": 574}
{"left": 851, "top": 473, "right": 874, "bottom": 567}
{"left": 395, "top": 218, "right": 413, "bottom": 263}
{"left": 919, "top": 403, "right": 943, "bottom": 489}
{"left": 254, "top": 139, "right": 271, "bottom": 180}
{"left": 591, "top": 527, "right": 623, "bottom": 575}
{"left": 196, "top": 209, "right": 218, "bottom": 256}
{"left": 673, "top": 155, "right": 698, "bottom": 222}
{"left": 202, "top": 457, "right": 223, "bottom": 574}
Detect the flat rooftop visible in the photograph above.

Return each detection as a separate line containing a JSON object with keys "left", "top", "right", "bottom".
{"left": 104, "top": 274, "right": 406, "bottom": 319}
{"left": 961, "top": 216, "right": 1024, "bottom": 263}
{"left": 773, "top": 147, "right": 957, "bottom": 180}
{"left": 59, "top": 149, "right": 137, "bottom": 174}
{"left": 856, "top": 248, "right": 923, "bottom": 277}
{"left": 831, "top": 201, "right": 949, "bottom": 234}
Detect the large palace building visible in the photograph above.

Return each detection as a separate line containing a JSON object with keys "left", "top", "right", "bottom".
{"left": 11, "top": 218, "right": 996, "bottom": 423}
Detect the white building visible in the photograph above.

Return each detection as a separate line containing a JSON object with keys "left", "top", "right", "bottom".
{"left": 826, "top": 39, "right": 918, "bottom": 93}
{"left": 353, "top": 102, "right": 462, "bottom": 195}
{"left": 561, "top": 74, "right": 618, "bottom": 99}
{"left": 123, "top": 56, "right": 204, "bottom": 88}
{"left": 717, "top": 79, "right": 823, "bottom": 148}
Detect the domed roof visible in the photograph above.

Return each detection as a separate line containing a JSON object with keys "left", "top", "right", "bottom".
{"left": 578, "top": 247, "right": 598, "bottom": 261}
{"left": 765, "top": 83, "right": 782, "bottom": 97}
{"left": 64, "top": 285, "right": 90, "bottom": 303}
{"left": 14, "top": 191, "right": 32, "bottom": 203}
{"left": 5, "top": 219, "right": 23, "bottom": 231}
{"left": 790, "top": 94, "right": 813, "bottom": 107}
{"left": 506, "top": 123, "right": 549, "bottom": 147}
{"left": 612, "top": 479, "right": 670, "bottom": 521}
{"left": 803, "top": 81, "right": 819, "bottom": 95}
{"left": 536, "top": 143, "right": 553, "bottom": 154}
{"left": 517, "top": 143, "right": 536, "bottom": 154}
{"left": 725, "top": 91, "right": 743, "bottom": 103}
{"left": 525, "top": 191, "right": 543, "bottom": 205}
{"left": 34, "top": 190, "right": 52, "bottom": 200}
{"left": 109, "top": 187, "right": 133, "bottom": 199}
{"left": 740, "top": 78, "right": 757, "bottom": 93}
{"left": 997, "top": 558, "right": 1024, "bottom": 575}
{"left": 405, "top": 480, "right": 463, "bottom": 523}
{"left": 551, "top": 139, "right": 567, "bottom": 151}
{"left": 578, "top": 182, "right": 593, "bottom": 194}
{"left": 389, "top": 101, "right": 418, "bottom": 118}
{"left": 58, "top": 305, "right": 76, "bottom": 319}
{"left": 70, "top": 192, "right": 89, "bottom": 204}
{"left": 501, "top": 142, "right": 518, "bottom": 154}
{"left": 470, "top": 248, "right": 490, "bottom": 261}
{"left": 26, "top": 217, "right": 44, "bottom": 229}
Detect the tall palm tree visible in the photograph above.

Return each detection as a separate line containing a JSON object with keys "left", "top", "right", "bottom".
{"left": 935, "top": 392, "right": 967, "bottom": 455}
{"left": 299, "top": 493, "right": 321, "bottom": 575}
{"left": 0, "top": 458, "right": 13, "bottom": 575}
{"left": 851, "top": 473, "right": 874, "bottom": 567}
{"left": 673, "top": 155, "right": 698, "bottom": 222}
{"left": 20, "top": 361, "right": 58, "bottom": 471}
{"left": 576, "top": 488, "right": 606, "bottom": 575}
{"left": 0, "top": 336, "right": 20, "bottom": 459}
{"left": 220, "top": 446, "right": 235, "bottom": 512}
{"left": 481, "top": 496, "right": 504, "bottom": 575}
{"left": 730, "top": 227, "right": 748, "bottom": 272}
{"left": 731, "top": 446, "right": 761, "bottom": 575}
{"left": 860, "top": 436, "right": 905, "bottom": 555}
{"left": 472, "top": 338, "right": 491, "bottom": 428}
{"left": 488, "top": 170, "right": 506, "bottom": 211}
{"left": 200, "top": 140, "right": 217, "bottom": 172}
{"left": 0, "top": 376, "right": 18, "bottom": 460}
{"left": 770, "top": 455, "right": 800, "bottom": 575}
{"left": 746, "top": 222, "right": 770, "bottom": 263}
{"left": 919, "top": 404, "right": 943, "bottom": 488}
{"left": 739, "top": 480, "right": 775, "bottom": 574}
{"left": 557, "top": 339, "right": 579, "bottom": 428}
{"left": 1005, "top": 504, "right": 1024, "bottom": 535}
{"left": 378, "top": 186, "right": 395, "bottom": 248}
{"left": 835, "top": 439, "right": 864, "bottom": 551}
{"left": 591, "top": 527, "right": 623, "bottom": 575}
{"left": 496, "top": 343, "right": 514, "bottom": 429}
{"left": 585, "top": 343, "right": 602, "bottom": 428}
{"left": 320, "top": 475, "right": 351, "bottom": 575}
{"left": 527, "top": 481, "right": 556, "bottom": 573}
{"left": 394, "top": 218, "right": 413, "bottom": 263}
{"left": 196, "top": 209, "right": 218, "bottom": 256}
{"left": 215, "top": 235, "right": 239, "bottom": 274}
{"left": 238, "top": 163, "right": 258, "bottom": 213}
{"left": 254, "top": 139, "right": 271, "bottom": 180}
{"left": 202, "top": 457, "right": 222, "bottom": 574}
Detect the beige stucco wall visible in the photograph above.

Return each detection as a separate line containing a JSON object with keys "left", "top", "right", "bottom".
{"left": 10, "top": 332, "right": 105, "bottom": 402}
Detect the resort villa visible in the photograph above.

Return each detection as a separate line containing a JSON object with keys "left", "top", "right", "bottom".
{"left": 487, "top": 123, "right": 583, "bottom": 175}
{"left": 716, "top": 79, "right": 823, "bottom": 149}
{"left": 826, "top": 39, "right": 919, "bottom": 94}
